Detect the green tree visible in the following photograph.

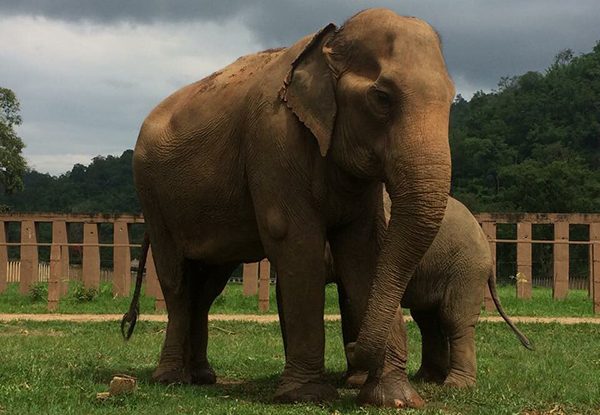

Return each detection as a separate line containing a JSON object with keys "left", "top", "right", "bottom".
{"left": 0, "top": 87, "right": 27, "bottom": 193}
{"left": 449, "top": 41, "right": 600, "bottom": 213}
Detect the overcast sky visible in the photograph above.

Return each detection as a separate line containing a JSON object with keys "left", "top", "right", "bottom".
{"left": 1, "top": 1, "right": 599, "bottom": 175}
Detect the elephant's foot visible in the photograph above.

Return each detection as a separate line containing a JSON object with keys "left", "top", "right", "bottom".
{"left": 152, "top": 364, "right": 191, "bottom": 385}
{"left": 190, "top": 362, "right": 217, "bottom": 385}
{"left": 413, "top": 364, "right": 447, "bottom": 384}
{"left": 344, "top": 370, "right": 368, "bottom": 389}
{"left": 443, "top": 370, "right": 476, "bottom": 388}
{"left": 357, "top": 373, "right": 425, "bottom": 409}
{"left": 273, "top": 380, "right": 339, "bottom": 403}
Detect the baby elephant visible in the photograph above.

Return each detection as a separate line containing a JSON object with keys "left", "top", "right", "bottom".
{"left": 344, "top": 197, "right": 532, "bottom": 388}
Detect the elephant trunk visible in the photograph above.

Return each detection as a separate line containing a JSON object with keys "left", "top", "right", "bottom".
{"left": 354, "top": 106, "right": 451, "bottom": 371}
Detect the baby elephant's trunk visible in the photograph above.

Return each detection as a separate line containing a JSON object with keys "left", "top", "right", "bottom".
{"left": 121, "top": 233, "right": 150, "bottom": 340}
{"left": 488, "top": 269, "right": 535, "bottom": 350}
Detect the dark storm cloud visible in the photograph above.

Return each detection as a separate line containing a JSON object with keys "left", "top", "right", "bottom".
{"left": 2, "top": 0, "right": 599, "bottom": 94}
{"left": 0, "top": 0, "right": 245, "bottom": 24}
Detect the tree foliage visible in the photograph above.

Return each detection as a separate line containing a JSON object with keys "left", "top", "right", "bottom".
{"left": 0, "top": 87, "right": 27, "bottom": 194}
{"left": 450, "top": 43, "right": 600, "bottom": 212}
{"left": 0, "top": 150, "right": 139, "bottom": 213}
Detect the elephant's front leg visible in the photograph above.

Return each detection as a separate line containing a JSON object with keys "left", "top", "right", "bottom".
{"left": 354, "top": 308, "right": 425, "bottom": 408}
{"left": 328, "top": 222, "right": 378, "bottom": 388}
{"left": 411, "top": 309, "right": 450, "bottom": 384}
{"left": 261, "top": 219, "right": 337, "bottom": 403}
{"left": 331, "top": 218, "right": 423, "bottom": 408}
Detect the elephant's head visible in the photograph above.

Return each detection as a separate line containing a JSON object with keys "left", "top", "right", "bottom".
{"left": 281, "top": 8, "right": 454, "bottom": 370}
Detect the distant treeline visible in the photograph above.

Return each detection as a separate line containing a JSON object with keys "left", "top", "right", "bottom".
{"left": 450, "top": 44, "right": 599, "bottom": 213}
{"left": 1, "top": 42, "right": 599, "bottom": 215}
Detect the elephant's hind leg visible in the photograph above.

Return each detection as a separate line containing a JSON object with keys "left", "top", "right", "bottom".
{"left": 151, "top": 240, "right": 191, "bottom": 385}
{"left": 442, "top": 323, "right": 477, "bottom": 387}
{"left": 188, "top": 262, "right": 237, "bottom": 384}
{"left": 411, "top": 309, "right": 449, "bottom": 384}
{"left": 439, "top": 298, "right": 480, "bottom": 387}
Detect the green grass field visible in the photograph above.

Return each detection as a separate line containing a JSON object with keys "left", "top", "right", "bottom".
{"left": 0, "top": 320, "right": 599, "bottom": 414}
{"left": 0, "top": 281, "right": 596, "bottom": 317}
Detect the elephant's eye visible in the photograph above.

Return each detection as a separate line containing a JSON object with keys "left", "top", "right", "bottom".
{"left": 367, "top": 87, "right": 392, "bottom": 117}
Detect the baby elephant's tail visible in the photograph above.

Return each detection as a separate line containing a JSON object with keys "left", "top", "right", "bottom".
{"left": 488, "top": 269, "right": 535, "bottom": 350}
{"left": 121, "top": 233, "right": 150, "bottom": 340}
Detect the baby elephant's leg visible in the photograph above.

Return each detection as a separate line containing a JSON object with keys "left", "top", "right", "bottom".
{"left": 443, "top": 324, "right": 477, "bottom": 387}
{"left": 411, "top": 309, "right": 449, "bottom": 383}
{"left": 440, "top": 290, "right": 481, "bottom": 387}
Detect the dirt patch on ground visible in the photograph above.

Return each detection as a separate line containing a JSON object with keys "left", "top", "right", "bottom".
{"left": 0, "top": 314, "right": 598, "bottom": 324}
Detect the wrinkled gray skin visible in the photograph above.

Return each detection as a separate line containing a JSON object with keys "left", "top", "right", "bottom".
{"left": 133, "top": 8, "right": 453, "bottom": 407}
{"left": 343, "top": 197, "right": 532, "bottom": 390}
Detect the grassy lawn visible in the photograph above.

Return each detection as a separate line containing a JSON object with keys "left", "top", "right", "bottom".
{"left": 482, "top": 286, "right": 594, "bottom": 317}
{"left": 0, "top": 282, "right": 596, "bottom": 317}
{"left": 0, "top": 320, "right": 599, "bottom": 414}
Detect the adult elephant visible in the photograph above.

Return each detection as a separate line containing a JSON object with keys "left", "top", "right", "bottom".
{"left": 127, "top": 8, "right": 454, "bottom": 407}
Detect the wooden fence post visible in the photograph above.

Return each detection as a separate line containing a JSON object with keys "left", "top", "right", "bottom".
{"left": 0, "top": 221, "right": 7, "bottom": 293}
{"left": 82, "top": 222, "right": 100, "bottom": 290}
{"left": 51, "top": 220, "right": 69, "bottom": 295}
{"left": 258, "top": 259, "right": 271, "bottom": 312}
{"left": 145, "top": 246, "right": 165, "bottom": 311}
{"left": 481, "top": 222, "right": 496, "bottom": 311}
{"left": 516, "top": 222, "right": 532, "bottom": 299}
{"left": 243, "top": 262, "right": 259, "bottom": 296}
{"left": 20, "top": 220, "right": 38, "bottom": 295}
{"left": 590, "top": 223, "right": 600, "bottom": 314}
{"left": 113, "top": 221, "right": 131, "bottom": 297}
{"left": 553, "top": 221, "right": 569, "bottom": 299}
{"left": 48, "top": 243, "right": 61, "bottom": 311}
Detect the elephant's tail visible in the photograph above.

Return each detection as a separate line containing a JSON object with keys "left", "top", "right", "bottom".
{"left": 487, "top": 269, "right": 535, "bottom": 350}
{"left": 121, "top": 232, "right": 150, "bottom": 340}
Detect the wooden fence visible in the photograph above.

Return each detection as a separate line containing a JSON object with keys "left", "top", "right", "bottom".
{"left": 0, "top": 212, "right": 598, "bottom": 314}
{"left": 477, "top": 213, "right": 600, "bottom": 313}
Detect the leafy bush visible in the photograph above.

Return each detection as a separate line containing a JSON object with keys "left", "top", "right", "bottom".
{"left": 72, "top": 283, "right": 97, "bottom": 302}
{"left": 29, "top": 282, "right": 48, "bottom": 302}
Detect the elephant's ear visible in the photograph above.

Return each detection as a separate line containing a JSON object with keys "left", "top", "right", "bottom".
{"left": 280, "top": 23, "right": 338, "bottom": 156}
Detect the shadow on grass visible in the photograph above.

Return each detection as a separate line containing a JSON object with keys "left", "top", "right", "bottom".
{"left": 208, "top": 372, "right": 362, "bottom": 410}
{"left": 82, "top": 364, "right": 362, "bottom": 407}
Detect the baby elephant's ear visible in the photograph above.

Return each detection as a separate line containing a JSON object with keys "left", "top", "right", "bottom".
{"left": 280, "top": 23, "right": 337, "bottom": 157}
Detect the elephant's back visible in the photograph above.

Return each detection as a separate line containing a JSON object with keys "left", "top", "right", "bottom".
{"left": 442, "top": 198, "right": 490, "bottom": 257}
{"left": 139, "top": 48, "right": 287, "bottom": 144}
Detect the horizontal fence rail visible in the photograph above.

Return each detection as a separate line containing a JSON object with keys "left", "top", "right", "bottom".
{"left": 0, "top": 212, "right": 598, "bottom": 314}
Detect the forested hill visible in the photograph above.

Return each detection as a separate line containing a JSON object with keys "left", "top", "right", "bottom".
{"left": 1, "top": 43, "right": 599, "bottom": 214}
{"left": 0, "top": 150, "right": 140, "bottom": 213}
{"left": 449, "top": 44, "right": 599, "bottom": 212}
